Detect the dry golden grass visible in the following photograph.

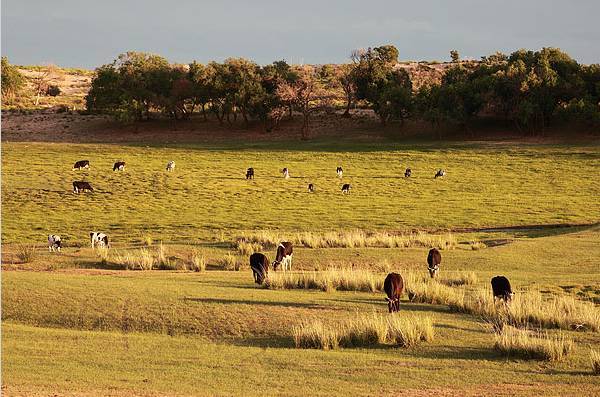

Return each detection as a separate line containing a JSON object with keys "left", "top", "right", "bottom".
{"left": 265, "top": 268, "right": 383, "bottom": 292}
{"left": 235, "top": 241, "right": 262, "bottom": 256}
{"left": 15, "top": 244, "right": 36, "bottom": 263}
{"left": 238, "top": 230, "right": 458, "bottom": 250}
{"left": 188, "top": 249, "right": 206, "bottom": 272}
{"left": 293, "top": 313, "right": 434, "bottom": 350}
{"left": 440, "top": 271, "right": 478, "bottom": 287}
{"left": 493, "top": 326, "right": 573, "bottom": 361}
{"left": 591, "top": 350, "right": 600, "bottom": 375}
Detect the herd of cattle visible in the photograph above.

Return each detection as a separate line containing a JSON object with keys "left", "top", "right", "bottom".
{"left": 53, "top": 159, "right": 513, "bottom": 312}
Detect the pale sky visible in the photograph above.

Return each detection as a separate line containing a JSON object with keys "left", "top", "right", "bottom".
{"left": 2, "top": 0, "right": 599, "bottom": 68}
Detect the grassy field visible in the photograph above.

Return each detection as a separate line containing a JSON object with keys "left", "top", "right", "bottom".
{"left": 2, "top": 137, "right": 600, "bottom": 396}
{"left": 2, "top": 140, "right": 599, "bottom": 245}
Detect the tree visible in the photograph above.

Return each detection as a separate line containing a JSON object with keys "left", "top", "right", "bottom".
{"left": 337, "top": 63, "right": 356, "bottom": 117}
{"left": 276, "top": 66, "right": 327, "bottom": 139}
{"left": 32, "top": 64, "right": 63, "bottom": 105}
{"left": 450, "top": 50, "right": 460, "bottom": 63}
{"left": 1, "top": 57, "right": 25, "bottom": 102}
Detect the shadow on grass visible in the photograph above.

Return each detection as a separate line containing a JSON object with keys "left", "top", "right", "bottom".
{"left": 415, "top": 346, "right": 505, "bottom": 361}
{"left": 182, "top": 296, "right": 327, "bottom": 310}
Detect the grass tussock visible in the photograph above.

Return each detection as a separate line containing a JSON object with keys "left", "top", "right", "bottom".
{"left": 188, "top": 249, "right": 206, "bottom": 272}
{"left": 265, "top": 268, "right": 383, "bottom": 292}
{"left": 15, "top": 244, "right": 36, "bottom": 263}
{"left": 218, "top": 253, "right": 241, "bottom": 271}
{"left": 591, "top": 350, "right": 600, "bottom": 375}
{"left": 238, "top": 230, "right": 458, "bottom": 250}
{"left": 293, "top": 313, "right": 434, "bottom": 350}
{"left": 235, "top": 241, "right": 262, "bottom": 256}
{"left": 440, "top": 271, "right": 478, "bottom": 287}
{"left": 493, "top": 326, "right": 573, "bottom": 361}
{"left": 405, "top": 274, "right": 600, "bottom": 332}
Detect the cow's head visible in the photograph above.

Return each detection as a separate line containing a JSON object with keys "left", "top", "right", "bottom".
{"left": 271, "top": 260, "right": 280, "bottom": 271}
{"left": 385, "top": 297, "right": 399, "bottom": 313}
{"left": 428, "top": 265, "right": 439, "bottom": 278}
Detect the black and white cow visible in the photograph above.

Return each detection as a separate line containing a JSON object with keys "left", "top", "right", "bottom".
{"left": 90, "top": 232, "right": 110, "bottom": 248}
{"left": 405, "top": 168, "right": 412, "bottom": 178}
{"left": 73, "top": 160, "right": 90, "bottom": 170}
{"left": 73, "top": 181, "right": 93, "bottom": 193}
{"left": 166, "top": 161, "right": 175, "bottom": 172}
{"left": 336, "top": 166, "right": 343, "bottom": 178}
{"left": 491, "top": 276, "right": 514, "bottom": 302}
{"left": 113, "top": 161, "right": 126, "bottom": 171}
{"left": 48, "top": 234, "right": 62, "bottom": 252}
{"left": 427, "top": 248, "right": 441, "bottom": 278}
{"left": 246, "top": 168, "right": 254, "bottom": 180}
{"left": 272, "top": 242, "right": 293, "bottom": 271}
{"left": 308, "top": 183, "right": 315, "bottom": 193}
{"left": 341, "top": 183, "right": 351, "bottom": 194}
{"left": 282, "top": 168, "right": 290, "bottom": 179}
{"left": 434, "top": 169, "right": 446, "bottom": 178}
{"left": 250, "top": 252, "right": 269, "bottom": 284}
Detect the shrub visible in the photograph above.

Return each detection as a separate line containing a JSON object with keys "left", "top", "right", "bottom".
{"left": 494, "top": 327, "right": 573, "bottom": 361}
{"left": 219, "top": 253, "right": 237, "bottom": 271}
{"left": 15, "top": 244, "right": 36, "bottom": 263}
{"left": 46, "top": 85, "right": 61, "bottom": 96}
{"left": 293, "top": 320, "right": 339, "bottom": 350}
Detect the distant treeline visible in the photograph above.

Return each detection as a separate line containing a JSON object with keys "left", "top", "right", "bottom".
{"left": 4, "top": 46, "right": 600, "bottom": 136}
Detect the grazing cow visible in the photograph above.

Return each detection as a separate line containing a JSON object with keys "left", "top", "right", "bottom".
{"left": 113, "top": 161, "right": 126, "bottom": 171}
{"left": 48, "top": 235, "right": 62, "bottom": 252}
{"left": 434, "top": 169, "right": 446, "bottom": 178}
{"left": 341, "top": 183, "right": 351, "bottom": 194}
{"left": 384, "top": 273, "right": 404, "bottom": 313}
{"left": 308, "top": 183, "right": 314, "bottom": 193}
{"left": 336, "top": 166, "right": 343, "bottom": 178}
{"left": 250, "top": 252, "right": 269, "bottom": 285}
{"left": 73, "top": 160, "right": 90, "bottom": 170}
{"left": 491, "top": 276, "right": 514, "bottom": 302}
{"left": 405, "top": 168, "right": 412, "bottom": 178}
{"left": 90, "top": 232, "right": 110, "bottom": 248}
{"left": 427, "top": 248, "right": 442, "bottom": 278}
{"left": 166, "top": 161, "right": 175, "bottom": 172}
{"left": 246, "top": 168, "right": 255, "bottom": 180}
{"left": 282, "top": 168, "right": 290, "bottom": 179}
{"left": 272, "top": 242, "right": 293, "bottom": 271}
{"left": 73, "top": 181, "right": 93, "bottom": 193}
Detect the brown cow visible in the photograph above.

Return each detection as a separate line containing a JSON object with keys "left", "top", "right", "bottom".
{"left": 384, "top": 272, "right": 404, "bottom": 313}
{"left": 250, "top": 252, "right": 269, "bottom": 285}
{"left": 427, "top": 248, "right": 441, "bottom": 278}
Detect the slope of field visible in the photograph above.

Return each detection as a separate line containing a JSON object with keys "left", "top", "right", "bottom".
{"left": 2, "top": 141, "right": 599, "bottom": 245}
{"left": 2, "top": 227, "right": 600, "bottom": 396}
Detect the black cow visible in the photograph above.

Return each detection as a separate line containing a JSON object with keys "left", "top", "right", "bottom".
{"left": 308, "top": 183, "right": 314, "bottom": 193}
{"left": 384, "top": 273, "right": 404, "bottom": 313}
{"left": 491, "top": 276, "right": 514, "bottom": 302}
{"left": 113, "top": 161, "right": 126, "bottom": 171}
{"left": 250, "top": 253, "right": 269, "bottom": 284}
{"left": 73, "top": 160, "right": 90, "bottom": 170}
{"left": 404, "top": 168, "right": 412, "bottom": 178}
{"left": 272, "top": 242, "right": 293, "bottom": 271}
{"left": 427, "top": 248, "right": 441, "bottom": 278}
{"left": 341, "top": 183, "right": 351, "bottom": 194}
{"left": 73, "top": 181, "right": 93, "bottom": 193}
{"left": 246, "top": 168, "right": 254, "bottom": 180}
{"left": 434, "top": 169, "right": 446, "bottom": 178}
{"left": 336, "top": 166, "right": 343, "bottom": 178}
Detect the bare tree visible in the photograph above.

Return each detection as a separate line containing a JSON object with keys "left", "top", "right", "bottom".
{"left": 32, "top": 64, "right": 63, "bottom": 105}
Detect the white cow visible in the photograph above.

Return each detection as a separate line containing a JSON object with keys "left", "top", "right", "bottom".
{"left": 166, "top": 161, "right": 175, "bottom": 172}
{"left": 48, "top": 235, "right": 62, "bottom": 252}
{"left": 90, "top": 232, "right": 110, "bottom": 248}
{"left": 282, "top": 167, "right": 290, "bottom": 179}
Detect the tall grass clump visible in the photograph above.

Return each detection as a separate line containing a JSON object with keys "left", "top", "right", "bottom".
{"left": 15, "top": 244, "right": 36, "bottom": 263}
{"left": 404, "top": 273, "right": 466, "bottom": 307}
{"left": 293, "top": 314, "right": 434, "bottom": 350}
{"left": 188, "top": 249, "right": 206, "bottom": 272}
{"left": 440, "top": 271, "right": 478, "bottom": 287}
{"left": 238, "top": 230, "right": 460, "bottom": 250}
{"left": 591, "top": 350, "right": 600, "bottom": 374}
{"left": 236, "top": 241, "right": 262, "bottom": 256}
{"left": 112, "top": 249, "right": 154, "bottom": 270}
{"left": 292, "top": 320, "right": 339, "bottom": 350}
{"left": 219, "top": 253, "right": 239, "bottom": 271}
{"left": 265, "top": 268, "right": 383, "bottom": 292}
{"left": 493, "top": 326, "right": 573, "bottom": 361}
